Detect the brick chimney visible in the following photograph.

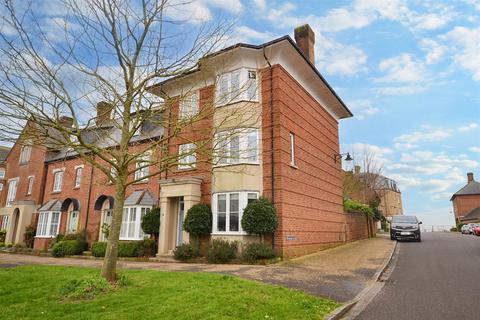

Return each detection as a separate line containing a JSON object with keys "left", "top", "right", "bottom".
{"left": 467, "top": 172, "right": 474, "bottom": 183}
{"left": 294, "top": 24, "right": 315, "bottom": 65}
{"left": 96, "top": 101, "right": 114, "bottom": 126}
{"left": 59, "top": 116, "right": 73, "bottom": 128}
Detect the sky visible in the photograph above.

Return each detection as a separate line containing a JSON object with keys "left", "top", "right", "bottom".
{"left": 1, "top": 0, "right": 479, "bottom": 227}
{"left": 190, "top": 0, "right": 480, "bottom": 227}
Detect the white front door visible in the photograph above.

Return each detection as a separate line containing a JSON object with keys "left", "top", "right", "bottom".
{"left": 176, "top": 197, "right": 185, "bottom": 246}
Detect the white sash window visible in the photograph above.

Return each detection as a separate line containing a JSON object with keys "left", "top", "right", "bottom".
{"left": 212, "top": 191, "right": 259, "bottom": 234}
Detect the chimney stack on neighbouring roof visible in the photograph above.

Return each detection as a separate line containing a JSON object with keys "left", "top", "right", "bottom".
{"left": 96, "top": 101, "right": 114, "bottom": 126}
{"left": 467, "top": 172, "right": 474, "bottom": 183}
{"left": 294, "top": 24, "right": 315, "bottom": 65}
{"left": 59, "top": 116, "right": 73, "bottom": 128}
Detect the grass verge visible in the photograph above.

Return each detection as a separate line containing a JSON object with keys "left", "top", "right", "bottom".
{"left": 0, "top": 265, "right": 339, "bottom": 319}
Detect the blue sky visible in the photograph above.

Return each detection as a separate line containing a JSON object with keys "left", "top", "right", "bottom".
{"left": 192, "top": 0, "right": 480, "bottom": 226}
{"left": 1, "top": 1, "right": 479, "bottom": 226}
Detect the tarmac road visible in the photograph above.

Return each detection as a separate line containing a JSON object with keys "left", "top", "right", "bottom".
{"left": 357, "top": 232, "right": 480, "bottom": 320}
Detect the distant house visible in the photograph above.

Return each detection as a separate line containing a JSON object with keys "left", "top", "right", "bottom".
{"left": 451, "top": 172, "right": 480, "bottom": 224}
{"left": 377, "top": 177, "right": 403, "bottom": 218}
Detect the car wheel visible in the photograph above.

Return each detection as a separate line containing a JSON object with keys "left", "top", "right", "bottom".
{"left": 417, "top": 236, "right": 422, "bottom": 242}
{"left": 390, "top": 235, "right": 396, "bottom": 240}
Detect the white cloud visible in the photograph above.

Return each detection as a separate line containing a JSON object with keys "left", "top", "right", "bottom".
{"left": 313, "top": 7, "right": 374, "bottom": 32}
{"left": 165, "top": 1, "right": 213, "bottom": 23}
{"left": 347, "top": 99, "right": 380, "bottom": 120}
{"left": 375, "top": 85, "right": 427, "bottom": 95}
{"left": 394, "top": 129, "right": 452, "bottom": 143}
{"left": 458, "top": 123, "right": 479, "bottom": 132}
{"left": 252, "top": 0, "right": 266, "bottom": 11}
{"left": 232, "top": 26, "right": 274, "bottom": 43}
{"left": 420, "top": 38, "right": 447, "bottom": 65}
{"left": 377, "top": 53, "right": 426, "bottom": 83}
{"left": 394, "top": 143, "right": 418, "bottom": 150}
{"left": 469, "top": 147, "right": 480, "bottom": 153}
{"left": 442, "top": 27, "right": 480, "bottom": 81}
{"left": 206, "top": 0, "right": 243, "bottom": 14}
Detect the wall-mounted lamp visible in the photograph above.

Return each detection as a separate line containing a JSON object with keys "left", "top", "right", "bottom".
{"left": 333, "top": 152, "right": 353, "bottom": 163}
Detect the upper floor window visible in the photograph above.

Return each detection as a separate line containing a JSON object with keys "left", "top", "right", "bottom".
{"left": 52, "top": 170, "right": 64, "bottom": 192}
{"left": 6, "top": 178, "right": 18, "bottom": 207}
{"left": 134, "top": 152, "right": 151, "bottom": 181}
{"left": 289, "top": 132, "right": 296, "bottom": 166}
{"left": 27, "top": 176, "right": 34, "bottom": 195}
{"left": 178, "top": 143, "right": 196, "bottom": 170}
{"left": 215, "top": 69, "right": 258, "bottom": 106}
{"left": 0, "top": 168, "right": 5, "bottom": 179}
{"left": 19, "top": 141, "right": 32, "bottom": 164}
{"left": 179, "top": 92, "right": 199, "bottom": 118}
{"left": 212, "top": 191, "right": 259, "bottom": 234}
{"left": 214, "top": 129, "right": 258, "bottom": 166}
{"left": 74, "top": 166, "right": 83, "bottom": 188}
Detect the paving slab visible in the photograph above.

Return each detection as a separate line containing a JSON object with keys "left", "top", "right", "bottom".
{"left": 0, "top": 236, "right": 394, "bottom": 302}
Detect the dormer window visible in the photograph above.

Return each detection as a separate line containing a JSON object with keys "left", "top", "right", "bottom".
{"left": 215, "top": 69, "right": 258, "bottom": 106}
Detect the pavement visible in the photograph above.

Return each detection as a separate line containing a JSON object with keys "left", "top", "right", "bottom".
{"left": 0, "top": 236, "right": 394, "bottom": 303}
{"left": 357, "top": 232, "right": 480, "bottom": 320}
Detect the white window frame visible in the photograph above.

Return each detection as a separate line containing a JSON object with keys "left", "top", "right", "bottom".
{"left": 212, "top": 191, "right": 259, "bottom": 235}
{"left": 215, "top": 68, "right": 258, "bottom": 106}
{"left": 0, "top": 168, "right": 5, "bottom": 179}
{"left": 6, "top": 178, "right": 18, "bottom": 207}
{"left": 134, "top": 152, "right": 151, "bottom": 181}
{"left": 1, "top": 215, "right": 9, "bottom": 230}
{"left": 52, "top": 169, "right": 64, "bottom": 192}
{"left": 178, "top": 143, "right": 196, "bottom": 170}
{"left": 26, "top": 176, "right": 34, "bottom": 195}
{"left": 36, "top": 211, "right": 61, "bottom": 238}
{"left": 19, "top": 141, "right": 32, "bottom": 164}
{"left": 179, "top": 91, "right": 199, "bottom": 119}
{"left": 0, "top": 183, "right": 3, "bottom": 191}
{"left": 289, "top": 132, "right": 296, "bottom": 167}
{"left": 120, "top": 206, "right": 151, "bottom": 240}
{"left": 214, "top": 129, "right": 259, "bottom": 166}
{"left": 74, "top": 165, "right": 83, "bottom": 188}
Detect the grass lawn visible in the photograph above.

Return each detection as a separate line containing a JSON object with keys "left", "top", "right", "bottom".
{"left": 0, "top": 265, "right": 339, "bottom": 319}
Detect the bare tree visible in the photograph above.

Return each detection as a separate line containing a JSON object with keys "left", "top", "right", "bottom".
{"left": 0, "top": 0, "right": 258, "bottom": 281}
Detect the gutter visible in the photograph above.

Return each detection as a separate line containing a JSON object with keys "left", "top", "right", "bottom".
{"left": 84, "top": 164, "right": 94, "bottom": 235}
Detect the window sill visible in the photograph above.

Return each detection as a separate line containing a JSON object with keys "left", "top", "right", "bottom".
{"left": 289, "top": 163, "right": 298, "bottom": 169}
{"left": 213, "top": 162, "right": 260, "bottom": 168}
{"left": 177, "top": 167, "right": 196, "bottom": 172}
{"left": 73, "top": 186, "right": 81, "bottom": 190}
{"left": 119, "top": 237, "right": 144, "bottom": 241}
{"left": 51, "top": 191, "right": 62, "bottom": 194}
{"left": 133, "top": 180, "right": 149, "bottom": 184}
{"left": 215, "top": 99, "right": 259, "bottom": 108}
{"left": 35, "top": 236, "right": 55, "bottom": 239}
{"left": 211, "top": 232, "right": 247, "bottom": 236}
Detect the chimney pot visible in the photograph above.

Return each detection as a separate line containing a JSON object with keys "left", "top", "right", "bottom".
{"left": 96, "top": 101, "right": 114, "bottom": 126}
{"left": 467, "top": 172, "right": 474, "bottom": 183}
{"left": 294, "top": 24, "right": 315, "bottom": 65}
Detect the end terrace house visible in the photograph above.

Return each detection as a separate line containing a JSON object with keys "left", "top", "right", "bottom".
{"left": 0, "top": 24, "right": 370, "bottom": 257}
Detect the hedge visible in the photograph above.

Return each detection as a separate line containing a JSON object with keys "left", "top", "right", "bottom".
{"left": 52, "top": 240, "right": 86, "bottom": 257}
{"left": 344, "top": 198, "right": 374, "bottom": 217}
{"left": 91, "top": 239, "right": 156, "bottom": 258}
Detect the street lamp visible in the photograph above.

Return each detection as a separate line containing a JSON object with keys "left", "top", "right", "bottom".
{"left": 333, "top": 152, "right": 353, "bottom": 163}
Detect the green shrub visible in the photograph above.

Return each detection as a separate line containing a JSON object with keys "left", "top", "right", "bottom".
{"left": 0, "top": 230, "right": 6, "bottom": 243}
{"left": 241, "top": 198, "right": 278, "bottom": 240}
{"left": 242, "top": 242, "right": 276, "bottom": 263}
{"left": 207, "top": 239, "right": 238, "bottom": 264}
{"left": 184, "top": 204, "right": 212, "bottom": 251}
{"left": 23, "top": 225, "right": 36, "bottom": 248}
{"left": 49, "top": 234, "right": 65, "bottom": 249}
{"left": 91, "top": 240, "right": 156, "bottom": 258}
{"left": 0, "top": 242, "right": 5, "bottom": 247}
{"left": 52, "top": 240, "right": 85, "bottom": 257}
{"left": 63, "top": 232, "right": 88, "bottom": 251}
{"left": 91, "top": 242, "right": 107, "bottom": 257}
{"left": 344, "top": 199, "right": 374, "bottom": 217}
{"left": 173, "top": 243, "right": 199, "bottom": 261}
{"left": 60, "top": 277, "right": 112, "bottom": 300}
{"left": 141, "top": 206, "right": 160, "bottom": 241}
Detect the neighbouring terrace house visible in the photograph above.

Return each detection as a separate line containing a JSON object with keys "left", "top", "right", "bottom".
{"left": 451, "top": 172, "right": 480, "bottom": 224}
{"left": 0, "top": 146, "right": 11, "bottom": 231}
{"left": 0, "top": 24, "right": 374, "bottom": 257}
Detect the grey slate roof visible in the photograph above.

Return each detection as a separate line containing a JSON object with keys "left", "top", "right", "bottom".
{"left": 38, "top": 199, "right": 62, "bottom": 212}
{"left": 450, "top": 181, "right": 480, "bottom": 200}
{"left": 0, "top": 146, "right": 10, "bottom": 162}
{"left": 461, "top": 207, "right": 480, "bottom": 221}
{"left": 124, "top": 189, "right": 157, "bottom": 206}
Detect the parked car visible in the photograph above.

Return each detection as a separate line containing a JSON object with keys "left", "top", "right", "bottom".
{"left": 464, "top": 223, "right": 477, "bottom": 234}
{"left": 461, "top": 224, "right": 470, "bottom": 234}
{"left": 473, "top": 225, "right": 480, "bottom": 236}
{"left": 390, "top": 215, "right": 422, "bottom": 242}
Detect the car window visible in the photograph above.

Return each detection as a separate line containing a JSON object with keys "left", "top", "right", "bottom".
{"left": 392, "top": 216, "right": 418, "bottom": 223}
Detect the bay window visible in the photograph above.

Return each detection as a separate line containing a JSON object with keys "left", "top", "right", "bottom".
{"left": 36, "top": 211, "right": 61, "bottom": 237}
{"left": 120, "top": 206, "right": 151, "bottom": 240}
{"left": 214, "top": 129, "right": 258, "bottom": 165}
{"left": 212, "top": 191, "right": 259, "bottom": 234}
{"left": 215, "top": 69, "right": 258, "bottom": 106}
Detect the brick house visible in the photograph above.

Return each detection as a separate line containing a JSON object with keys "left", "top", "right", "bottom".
{"left": 0, "top": 146, "right": 10, "bottom": 231}
{"left": 451, "top": 172, "right": 480, "bottom": 224}
{"left": 0, "top": 24, "right": 375, "bottom": 257}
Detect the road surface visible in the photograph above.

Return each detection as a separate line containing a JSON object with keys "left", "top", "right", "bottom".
{"left": 357, "top": 232, "right": 480, "bottom": 319}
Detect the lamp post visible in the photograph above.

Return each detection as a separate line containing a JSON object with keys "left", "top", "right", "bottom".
{"left": 333, "top": 152, "right": 353, "bottom": 163}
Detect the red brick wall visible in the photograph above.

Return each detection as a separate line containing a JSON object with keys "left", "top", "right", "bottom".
{"left": 262, "top": 65, "right": 362, "bottom": 257}
{"left": 454, "top": 194, "right": 480, "bottom": 219}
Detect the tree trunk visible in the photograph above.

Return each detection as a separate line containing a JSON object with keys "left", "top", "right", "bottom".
{"left": 101, "top": 181, "right": 126, "bottom": 282}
